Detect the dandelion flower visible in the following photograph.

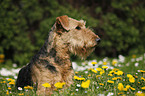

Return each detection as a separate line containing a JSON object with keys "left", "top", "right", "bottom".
{"left": 91, "top": 69, "right": 97, "bottom": 73}
{"left": 24, "top": 85, "right": 33, "bottom": 90}
{"left": 112, "top": 68, "right": 119, "bottom": 71}
{"left": 9, "top": 81, "right": 15, "bottom": 85}
{"left": 127, "top": 74, "right": 133, "bottom": 78}
{"left": 129, "top": 77, "right": 135, "bottom": 83}
{"left": 130, "top": 87, "right": 135, "bottom": 91}
{"left": 74, "top": 76, "right": 85, "bottom": 81}
{"left": 42, "top": 83, "right": 51, "bottom": 88}
{"left": 132, "top": 55, "right": 136, "bottom": 58}
{"left": 54, "top": 82, "right": 66, "bottom": 89}
{"left": 141, "top": 86, "right": 145, "bottom": 90}
{"left": 112, "top": 59, "right": 117, "bottom": 66}
{"left": 96, "top": 68, "right": 102, "bottom": 71}
{"left": 103, "top": 62, "right": 107, "bottom": 65}
{"left": 116, "top": 71, "right": 124, "bottom": 76}
{"left": 135, "top": 91, "right": 145, "bottom": 96}
{"left": 102, "top": 66, "right": 108, "bottom": 69}
{"left": 141, "top": 77, "right": 145, "bottom": 81}
{"left": 8, "top": 87, "right": 11, "bottom": 90}
{"left": 18, "top": 93, "right": 24, "bottom": 95}
{"left": 99, "top": 83, "right": 104, "bottom": 86}
{"left": 100, "top": 70, "right": 105, "bottom": 75}
{"left": 112, "top": 77, "right": 118, "bottom": 81}
{"left": 118, "top": 83, "right": 124, "bottom": 91}
{"left": 96, "top": 75, "right": 101, "bottom": 78}
{"left": 108, "top": 74, "right": 113, "bottom": 76}
{"left": 81, "top": 80, "right": 90, "bottom": 88}
{"left": 126, "top": 85, "right": 130, "bottom": 89}
{"left": 107, "top": 80, "right": 114, "bottom": 84}
{"left": 91, "top": 61, "right": 97, "bottom": 65}
{"left": 6, "top": 90, "right": 9, "bottom": 95}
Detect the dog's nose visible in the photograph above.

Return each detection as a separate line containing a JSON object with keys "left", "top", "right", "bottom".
{"left": 96, "top": 38, "right": 101, "bottom": 44}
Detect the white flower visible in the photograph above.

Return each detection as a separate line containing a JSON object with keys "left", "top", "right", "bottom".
{"left": 18, "top": 87, "right": 23, "bottom": 90}
{"left": 13, "top": 63, "right": 17, "bottom": 67}
{"left": 85, "top": 71, "right": 88, "bottom": 74}
{"left": 85, "top": 91, "right": 87, "bottom": 93}
{"left": 98, "top": 94, "right": 105, "bottom": 96}
{"left": 76, "top": 84, "right": 81, "bottom": 87}
{"left": 107, "top": 92, "right": 114, "bottom": 96}
{"left": 76, "top": 89, "right": 79, "bottom": 91}
{"left": 135, "top": 63, "right": 139, "bottom": 67}
{"left": 118, "top": 55, "right": 125, "bottom": 63}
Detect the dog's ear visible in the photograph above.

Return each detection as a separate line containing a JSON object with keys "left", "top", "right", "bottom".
{"left": 56, "top": 15, "right": 70, "bottom": 32}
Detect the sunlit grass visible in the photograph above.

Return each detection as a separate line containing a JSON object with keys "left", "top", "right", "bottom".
{"left": 0, "top": 54, "right": 145, "bottom": 96}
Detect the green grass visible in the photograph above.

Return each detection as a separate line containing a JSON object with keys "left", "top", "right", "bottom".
{"left": 0, "top": 54, "right": 145, "bottom": 96}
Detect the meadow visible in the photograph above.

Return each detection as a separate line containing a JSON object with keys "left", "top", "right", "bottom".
{"left": 0, "top": 54, "right": 145, "bottom": 96}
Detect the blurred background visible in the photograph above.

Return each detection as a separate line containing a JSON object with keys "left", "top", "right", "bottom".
{"left": 0, "top": 0, "right": 145, "bottom": 66}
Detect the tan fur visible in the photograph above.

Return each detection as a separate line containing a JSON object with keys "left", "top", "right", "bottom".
{"left": 17, "top": 15, "right": 100, "bottom": 96}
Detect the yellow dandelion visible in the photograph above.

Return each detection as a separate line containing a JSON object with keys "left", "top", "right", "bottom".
{"left": 54, "top": 82, "right": 66, "bottom": 89}
{"left": 112, "top": 59, "right": 117, "bottom": 66}
{"left": 112, "top": 68, "right": 119, "bottom": 71}
{"left": 130, "top": 87, "right": 135, "bottom": 91}
{"left": 6, "top": 90, "right": 9, "bottom": 95}
{"left": 18, "top": 93, "right": 24, "bottom": 95}
{"left": 129, "top": 77, "right": 135, "bottom": 83}
{"left": 107, "top": 80, "right": 114, "bottom": 84}
{"left": 127, "top": 74, "right": 133, "bottom": 78}
{"left": 126, "top": 85, "right": 130, "bottom": 89}
{"left": 118, "top": 92, "right": 123, "bottom": 95}
{"left": 135, "top": 91, "right": 145, "bottom": 96}
{"left": 112, "top": 77, "right": 118, "bottom": 81}
{"left": 91, "top": 69, "right": 97, "bottom": 73}
{"left": 140, "top": 70, "right": 145, "bottom": 73}
{"left": 42, "top": 83, "right": 51, "bottom": 88}
{"left": 96, "top": 75, "right": 101, "bottom": 78}
{"left": 88, "top": 74, "right": 91, "bottom": 77}
{"left": 9, "top": 81, "right": 15, "bottom": 85}
{"left": 8, "top": 87, "right": 11, "bottom": 90}
{"left": 24, "top": 85, "right": 33, "bottom": 89}
{"left": 100, "top": 70, "right": 105, "bottom": 75}
{"left": 2, "top": 81, "right": 6, "bottom": 83}
{"left": 123, "top": 88, "right": 128, "bottom": 91}
{"left": 102, "top": 66, "right": 108, "bottom": 69}
{"left": 108, "top": 74, "right": 113, "bottom": 76}
{"left": 75, "top": 72, "right": 78, "bottom": 74}
{"left": 96, "top": 68, "right": 102, "bottom": 71}
{"left": 117, "top": 77, "right": 122, "bottom": 80}
{"left": 141, "top": 77, "right": 145, "bottom": 81}
{"left": 132, "top": 55, "right": 136, "bottom": 58}
{"left": 109, "top": 70, "right": 115, "bottom": 74}
{"left": 118, "top": 83, "right": 124, "bottom": 91}
{"left": 81, "top": 80, "right": 90, "bottom": 88}
{"left": 99, "top": 83, "right": 104, "bottom": 86}
{"left": 116, "top": 71, "right": 124, "bottom": 76}
{"left": 0, "top": 54, "right": 5, "bottom": 58}
{"left": 141, "top": 86, "right": 145, "bottom": 90}
{"left": 74, "top": 76, "right": 85, "bottom": 81}
{"left": 91, "top": 61, "right": 97, "bottom": 65}
{"left": 103, "top": 62, "right": 107, "bottom": 65}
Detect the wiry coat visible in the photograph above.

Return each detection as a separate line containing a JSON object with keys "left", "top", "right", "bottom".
{"left": 16, "top": 15, "right": 100, "bottom": 95}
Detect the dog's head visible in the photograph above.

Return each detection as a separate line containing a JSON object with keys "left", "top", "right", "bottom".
{"left": 54, "top": 15, "right": 100, "bottom": 58}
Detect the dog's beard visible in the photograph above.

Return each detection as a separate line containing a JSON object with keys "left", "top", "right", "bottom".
{"left": 69, "top": 46, "right": 95, "bottom": 59}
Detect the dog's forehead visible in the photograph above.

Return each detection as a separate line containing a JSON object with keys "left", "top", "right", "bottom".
{"left": 68, "top": 17, "right": 86, "bottom": 29}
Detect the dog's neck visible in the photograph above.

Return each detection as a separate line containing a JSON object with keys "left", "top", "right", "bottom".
{"left": 38, "top": 30, "right": 72, "bottom": 68}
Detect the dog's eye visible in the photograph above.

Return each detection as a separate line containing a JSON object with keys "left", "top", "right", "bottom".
{"left": 75, "top": 26, "right": 81, "bottom": 30}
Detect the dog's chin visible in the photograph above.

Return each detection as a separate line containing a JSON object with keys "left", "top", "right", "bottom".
{"left": 69, "top": 46, "right": 96, "bottom": 59}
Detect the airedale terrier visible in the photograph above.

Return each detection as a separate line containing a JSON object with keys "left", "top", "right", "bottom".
{"left": 16, "top": 15, "right": 101, "bottom": 95}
